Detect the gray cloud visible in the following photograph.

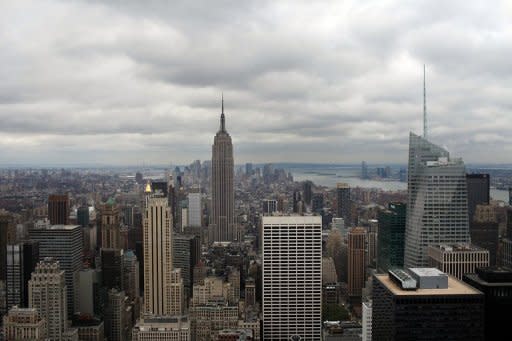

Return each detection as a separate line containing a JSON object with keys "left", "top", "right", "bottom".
{"left": 0, "top": 0, "right": 511, "bottom": 166}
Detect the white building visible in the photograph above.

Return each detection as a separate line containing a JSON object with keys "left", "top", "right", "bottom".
{"left": 428, "top": 243, "right": 489, "bottom": 279}
{"left": 262, "top": 216, "right": 322, "bottom": 340}
{"left": 404, "top": 133, "right": 470, "bottom": 268}
{"left": 362, "top": 300, "right": 372, "bottom": 341}
{"left": 29, "top": 258, "right": 68, "bottom": 341}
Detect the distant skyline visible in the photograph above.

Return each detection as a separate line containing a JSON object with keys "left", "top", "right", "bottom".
{"left": 1, "top": 1, "right": 511, "bottom": 165}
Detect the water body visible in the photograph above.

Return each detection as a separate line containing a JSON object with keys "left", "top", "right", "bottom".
{"left": 288, "top": 165, "right": 509, "bottom": 202}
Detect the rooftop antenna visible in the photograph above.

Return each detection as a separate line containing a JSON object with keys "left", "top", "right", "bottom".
{"left": 423, "top": 64, "right": 427, "bottom": 140}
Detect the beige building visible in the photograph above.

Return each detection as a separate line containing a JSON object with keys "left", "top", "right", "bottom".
{"left": 100, "top": 201, "right": 121, "bottom": 249}
{"left": 29, "top": 258, "right": 68, "bottom": 341}
{"left": 143, "top": 191, "right": 174, "bottom": 316}
{"left": 348, "top": 227, "right": 367, "bottom": 297}
{"left": 192, "top": 276, "right": 234, "bottom": 306}
{"left": 322, "top": 257, "right": 338, "bottom": 284}
{"left": 170, "top": 269, "right": 185, "bottom": 316}
{"left": 210, "top": 101, "right": 236, "bottom": 242}
{"left": 428, "top": 243, "right": 489, "bottom": 279}
{"left": 190, "top": 302, "right": 238, "bottom": 341}
{"left": 132, "top": 316, "right": 190, "bottom": 341}
{"left": 3, "top": 306, "right": 46, "bottom": 340}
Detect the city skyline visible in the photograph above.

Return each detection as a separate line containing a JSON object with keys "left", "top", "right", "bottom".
{"left": 1, "top": 1, "right": 512, "bottom": 165}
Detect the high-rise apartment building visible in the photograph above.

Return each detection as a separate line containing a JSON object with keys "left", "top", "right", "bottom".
{"left": 404, "top": 133, "right": 470, "bottom": 268}
{"left": 348, "top": 227, "right": 367, "bottom": 298}
{"left": 262, "top": 216, "right": 322, "bottom": 340}
{"left": 210, "top": 99, "right": 236, "bottom": 242}
{"left": 377, "top": 203, "right": 406, "bottom": 272}
{"left": 428, "top": 243, "right": 489, "bottom": 279}
{"left": 29, "top": 224, "right": 82, "bottom": 316}
{"left": 336, "top": 183, "right": 351, "bottom": 226}
{"left": 29, "top": 258, "right": 68, "bottom": 340}
{"left": 48, "top": 194, "right": 69, "bottom": 225}
{"left": 373, "top": 268, "right": 484, "bottom": 340}
{"left": 463, "top": 267, "right": 512, "bottom": 341}
{"left": 143, "top": 188, "right": 174, "bottom": 316}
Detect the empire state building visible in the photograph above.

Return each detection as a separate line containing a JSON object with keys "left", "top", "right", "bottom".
{"left": 210, "top": 97, "right": 236, "bottom": 242}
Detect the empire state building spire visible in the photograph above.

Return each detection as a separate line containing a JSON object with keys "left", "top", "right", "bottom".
{"left": 220, "top": 93, "right": 226, "bottom": 132}
{"left": 211, "top": 95, "right": 236, "bottom": 242}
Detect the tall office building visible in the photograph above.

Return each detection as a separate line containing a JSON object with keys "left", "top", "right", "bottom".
{"left": 262, "top": 199, "right": 278, "bottom": 215}
{"left": 466, "top": 174, "right": 490, "bottom": 222}
{"left": 29, "top": 258, "right": 68, "bottom": 340}
{"left": 1, "top": 211, "right": 15, "bottom": 282}
{"left": 348, "top": 227, "right": 367, "bottom": 298}
{"left": 143, "top": 188, "right": 174, "bottom": 316}
{"left": 362, "top": 300, "right": 372, "bottom": 341}
{"left": 404, "top": 133, "right": 470, "bottom": 268}
{"left": 101, "top": 248, "right": 124, "bottom": 290}
{"left": 336, "top": 183, "right": 351, "bottom": 226}
{"left": 48, "top": 194, "right": 69, "bottom": 225}
{"left": 373, "top": 268, "right": 484, "bottom": 340}
{"left": 187, "top": 189, "right": 202, "bottom": 227}
{"left": 377, "top": 203, "right": 406, "bottom": 272}
{"left": 100, "top": 201, "right": 121, "bottom": 249}
{"left": 428, "top": 243, "right": 489, "bottom": 279}
{"left": 173, "top": 234, "right": 201, "bottom": 297}
{"left": 77, "top": 206, "right": 90, "bottom": 228}
{"left": 29, "top": 225, "right": 82, "bottom": 316}
{"left": 169, "top": 269, "right": 185, "bottom": 316}
{"left": 463, "top": 267, "right": 512, "bottom": 341}
{"left": 471, "top": 204, "right": 499, "bottom": 265}
{"left": 262, "top": 216, "right": 322, "bottom": 340}
{"left": 6, "top": 244, "right": 24, "bottom": 310}
{"left": 22, "top": 241, "right": 39, "bottom": 307}
{"left": 361, "top": 161, "right": 369, "bottom": 180}
{"left": 303, "top": 181, "right": 313, "bottom": 206}
{"left": 105, "top": 288, "right": 130, "bottom": 341}
{"left": 210, "top": 98, "right": 236, "bottom": 242}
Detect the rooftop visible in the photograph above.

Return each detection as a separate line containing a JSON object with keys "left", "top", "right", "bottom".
{"left": 430, "top": 243, "right": 486, "bottom": 252}
{"left": 375, "top": 273, "right": 481, "bottom": 296}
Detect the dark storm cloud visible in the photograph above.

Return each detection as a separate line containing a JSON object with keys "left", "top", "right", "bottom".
{"left": 0, "top": 0, "right": 511, "bottom": 165}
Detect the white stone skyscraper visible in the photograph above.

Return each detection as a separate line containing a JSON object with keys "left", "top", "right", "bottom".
{"left": 404, "top": 133, "right": 470, "bottom": 267}
{"left": 143, "top": 185, "right": 174, "bottom": 316}
{"left": 29, "top": 258, "right": 67, "bottom": 341}
{"left": 210, "top": 97, "right": 236, "bottom": 242}
{"left": 262, "top": 216, "right": 322, "bottom": 340}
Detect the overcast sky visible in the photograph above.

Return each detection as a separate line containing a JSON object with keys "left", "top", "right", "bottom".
{"left": 1, "top": 0, "right": 511, "bottom": 166}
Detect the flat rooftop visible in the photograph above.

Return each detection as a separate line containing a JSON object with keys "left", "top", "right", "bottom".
{"left": 430, "top": 243, "right": 486, "bottom": 252}
{"left": 262, "top": 216, "right": 322, "bottom": 225}
{"left": 375, "top": 274, "right": 482, "bottom": 296}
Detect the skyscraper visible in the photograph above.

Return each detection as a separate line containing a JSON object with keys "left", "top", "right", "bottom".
{"left": 262, "top": 216, "right": 322, "bottom": 340}
{"left": 377, "top": 202, "right": 406, "bottom": 272}
{"left": 48, "top": 194, "right": 69, "bottom": 225}
{"left": 372, "top": 268, "right": 484, "bottom": 340}
{"left": 29, "top": 224, "right": 82, "bottom": 316}
{"left": 466, "top": 174, "right": 490, "bottom": 222}
{"left": 210, "top": 97, "right": 236, "bottom": 243}
{"left": 100, "top": 200, "right": 121, "bottom": 250}
{"left": 348, "top": 227, "right": 367, "bottom": 298}
{"left": 336, "top": 183, "right": 351, "bottom": 226}
{"left": 187, "top": 189, "right": 202, "bottom": 227}
{"left": 29, "top": 258, "right": 68, "bottom": 341}
{"left": 143, "top": 187, "right": 174, "bottom": 316}
{"left": 404, "top": 133, "right": 470, "bottom": 268}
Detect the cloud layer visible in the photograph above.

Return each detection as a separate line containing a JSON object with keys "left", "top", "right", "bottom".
{"left": 1, "top": 0, "right": 511, "bottom": 165}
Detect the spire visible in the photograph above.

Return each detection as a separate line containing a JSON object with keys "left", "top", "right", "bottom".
{"left": 220, "top": 93, "right": 226, "bottom": 132}
{"left": 423, "top": 64, "right": 427, "bottom": 140}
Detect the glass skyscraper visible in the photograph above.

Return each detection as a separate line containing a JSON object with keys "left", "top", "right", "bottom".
{"left": 404, "top": 133, "right": 470, "bottom": 268}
